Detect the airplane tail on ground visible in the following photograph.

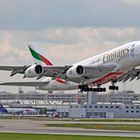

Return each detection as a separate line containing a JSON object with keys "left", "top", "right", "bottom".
{"left": 28, "top": 43, "right": 53, "bottom": 66}
{"left": 0, "top": 104, "right": 8, "bottom": 113}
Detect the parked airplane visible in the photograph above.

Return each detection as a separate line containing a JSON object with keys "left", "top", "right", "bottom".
{"left": 0, "top": 41, "right": 140, "bottom": 92}
{"left": 0, "top": 104, "right": 37, "bottom": 115}
{"left": 0, "top": 44, "right": 78, "bottom": 91}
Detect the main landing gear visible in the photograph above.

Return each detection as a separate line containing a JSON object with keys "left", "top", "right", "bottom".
{"left": 79, "top": 82, "right": 119, "bottom": 92}
{"left": 109, "top": 81, "right": 119, "bottom": 90}
{"left": 79, "top": 85, "right": 106, "bottom": 92}
{"left": 109, "top": 85, "right": 119, "bottom": 90}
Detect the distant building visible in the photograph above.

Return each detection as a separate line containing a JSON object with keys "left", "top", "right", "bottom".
{"left": 0, "top": 90, "right": 140, "bottom": 118}
{"left": 56, "top": 91, "right": 140, "bottom": 118}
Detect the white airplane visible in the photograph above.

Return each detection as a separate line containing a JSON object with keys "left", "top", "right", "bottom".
{"left": 0, "top": 104, "right": 37, "bottom": 115}
{"left": 0, "top": 44, "right": 78, "bottom": 91}
{"left": 0, "top": 41, "right": 140, "bottom": 92}
{"left": 6, "top": 107, "right": 38, "bottom": 115}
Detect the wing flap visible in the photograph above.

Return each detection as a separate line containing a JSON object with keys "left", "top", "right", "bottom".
{"left": 116, "top": 68, "right": 140, "bottom": 82}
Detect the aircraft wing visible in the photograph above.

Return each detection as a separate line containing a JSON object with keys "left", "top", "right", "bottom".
{"left": 0, "top": 81, "right": 48, "bottom": 87}
{"left": 35, "top": 65, "right": 72, "bottom": 79}
{"left": 79, "top": 65, "right": 116, "bottom": 77}
{"left": 0, "top": 65, "right": 71, "bottom": 78}
{"left": 116, "top": 68, "right": 140, "bottom": 82}
{"left": 0, "top": 66, "right": 29, "bottom": 76}
{"left": 0, "top": 64, "right": 116, "bottom": 82}
{"left": 41, "top": 64, "right": 116, "bottom": 83}
{"left": 0, "top": 66, "right": 29, "bottom": 71}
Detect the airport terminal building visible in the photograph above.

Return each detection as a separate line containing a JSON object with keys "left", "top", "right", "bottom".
{"left": 55, "top": 91, "right": 140, "bottom": 118}
{"left": 0, "top": 90, "right": 140, "bottom": 118}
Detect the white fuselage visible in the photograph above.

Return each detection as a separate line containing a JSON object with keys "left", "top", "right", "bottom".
{"left": 6, "top": 107, "right": 37, "bottom": 115}
{"left": 74, "top": 41, "right": 140, "bottom": 86}
{"left": 38, "top": 41, "right": 140, "bottom": 88}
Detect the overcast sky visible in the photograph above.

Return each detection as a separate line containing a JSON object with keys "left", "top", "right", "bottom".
{"left": 0, "top": 0, "right": 140, "bottom": 93}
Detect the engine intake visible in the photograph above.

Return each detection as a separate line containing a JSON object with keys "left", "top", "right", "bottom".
{"left": 66, "top": 65, "right": 85, "bottom": 79}
{"left": 24, "top": 64, "right": 43, "bottom": 78}
{"left": 76, "top": 65, "right": 84, "bottom": 75}
{"left": 35, "top": 65, "right": 42, "bottom": 74}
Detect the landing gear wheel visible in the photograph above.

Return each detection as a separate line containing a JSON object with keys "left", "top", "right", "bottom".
{"left": 93, "top": 87, "right": 106, "bottom": 92}
{"left": 109, "top": 86, "right": 112, "bottom": 90}
{"left": 109, "top": 85, "right": 119, "bottom": 91}
{"left": 115, "top": 86, "right": 119, "bottom": 90}
{"left": 102, "top": 88, "right": 106, "bottom": 92}
{"left": 79, "top": 85, "right": 106, "bottom": 92}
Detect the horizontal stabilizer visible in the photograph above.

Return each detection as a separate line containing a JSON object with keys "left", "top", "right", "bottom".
{"left": 0, "top": 81, "right": 49, "bottom": 87}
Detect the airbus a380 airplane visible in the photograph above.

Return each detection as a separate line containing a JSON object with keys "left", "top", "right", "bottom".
{"left": 1, "top": 41, "right": 140, "bottom": 92}
{"left": 0, "top": 45, "right": 78, "bottom": 91}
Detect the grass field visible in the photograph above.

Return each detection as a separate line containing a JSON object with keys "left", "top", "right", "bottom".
{"left": 0, "top": 133, "right": 140, "bottom": 140}
{"left": 78, "top": 118, "right": 140, "bottom": 122}
{"left": 1, "top": 116, "right": 140, "bottom": 122}
{"left": 46, "top": 123, "right": 140, "bottom": 131}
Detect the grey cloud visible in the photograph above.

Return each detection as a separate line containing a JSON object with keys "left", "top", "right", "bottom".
{"left": 121, "top": 0, "right": 140, "bottom": 5}
{"left": 0, "top": 0, "right": 139, "bottom": 30}
{"left": 0, "top": 27, "right": 139, "bottom": 65}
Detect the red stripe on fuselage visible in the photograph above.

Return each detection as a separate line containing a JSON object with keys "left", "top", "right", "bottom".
{"left": 89, "top": 72, "right": 124, "bottom": 86}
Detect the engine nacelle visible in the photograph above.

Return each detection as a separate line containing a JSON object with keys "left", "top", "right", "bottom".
{"left": 24, "top": 64, "right": 43, "bottom": 78}
{"left": 66, "top": 65, "right": 85, "bottom": 79}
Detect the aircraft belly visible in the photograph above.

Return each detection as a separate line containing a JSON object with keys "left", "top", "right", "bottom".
{"left": 88, "top": 72, "right": 124, "bottom": 86}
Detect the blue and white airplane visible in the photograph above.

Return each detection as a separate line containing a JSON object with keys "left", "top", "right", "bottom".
{"left": 0, "top": 104, "right": 37, "bottom": 115}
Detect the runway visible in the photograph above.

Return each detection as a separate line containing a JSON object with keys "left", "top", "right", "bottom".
{"left": 0, "top": 119, "right": 140, "bottom": 137}
{"left": 0, "top": 127, "right": 140, "bottom": 137}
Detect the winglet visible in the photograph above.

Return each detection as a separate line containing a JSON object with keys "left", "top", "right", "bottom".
{"left": 28, "top": 43, "right": 53, "bottom": 66}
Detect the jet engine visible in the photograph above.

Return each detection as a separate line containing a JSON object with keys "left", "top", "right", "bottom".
{"left": 66, "top": 65, "right": 85, "bottom": 79}
{"left": 24, "top": 64, "right": 43, "bottom": 78}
